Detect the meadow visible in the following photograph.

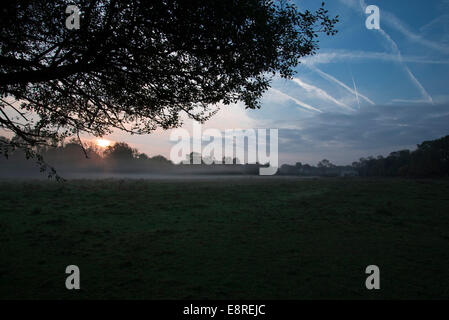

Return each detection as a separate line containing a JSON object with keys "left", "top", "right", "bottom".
{"left": 1, "top": 177, "right": 449, "bottom": 299}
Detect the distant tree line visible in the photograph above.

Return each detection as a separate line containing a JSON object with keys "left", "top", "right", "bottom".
{"left": 0, "top": 136, "right": 262, "bottom": 177}
{"left": 352, "top": 135, "right": 449, "bottom": 177}
{"left": 278, "top": 134, "right": 449, "bottom": 178}
{"left": 278, "top": 159, "right": 358, "bottom": 177}
{"left": 0, "top": 137, "right": 171, "bottom": 176}
{"left": 1, "top": 134, "right": 448, "bottom": 178}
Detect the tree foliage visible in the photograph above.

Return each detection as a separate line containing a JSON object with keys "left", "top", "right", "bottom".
{"left": 0, "top": 0, "right": 338, "bottom": 155}
{"left": 103, "top": 142, "right": 138, "bottom": 161}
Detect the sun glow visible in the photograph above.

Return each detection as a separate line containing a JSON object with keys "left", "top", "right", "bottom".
{"left": 96, "top": 138, "right": 112, "bottom": 148}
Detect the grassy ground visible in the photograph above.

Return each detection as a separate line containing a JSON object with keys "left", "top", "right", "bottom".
{"left": 1, "top": 177, "right": 449, "bottom": 299}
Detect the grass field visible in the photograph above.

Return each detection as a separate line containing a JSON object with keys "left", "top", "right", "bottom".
{"left": 1, "top": 177, "right": 449, "bottom": 299}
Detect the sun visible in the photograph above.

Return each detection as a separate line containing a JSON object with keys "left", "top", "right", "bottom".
{"left": 96, "top": 138, "right": 112, "bottom": 148}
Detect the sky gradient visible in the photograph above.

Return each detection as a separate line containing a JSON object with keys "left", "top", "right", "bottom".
{"left": 5, "top": 0, "right": 447, "bottom": 166}
{"left": 90, "top": 0, "right": 449, "bottom": 165}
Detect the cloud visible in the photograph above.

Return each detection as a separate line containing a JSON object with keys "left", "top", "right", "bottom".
{"left": 390, "top": 99, "right": 434, "bottom": 104}
{"left": 275, "top": 103, "right": 449, "bottom": 164}
{"left": 80, "top": 102, "right": 258, "bottom": 159}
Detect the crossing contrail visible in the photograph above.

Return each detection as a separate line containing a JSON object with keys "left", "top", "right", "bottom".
{"left": 351, "top": 75, "right": 361, "bottom": 109}
{"left": 310, "top": 66, "right": 375, "bottom": 105}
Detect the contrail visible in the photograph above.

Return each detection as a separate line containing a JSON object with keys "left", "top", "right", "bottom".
{"left": 348, "top": 64, "right": 361, "bottom": 109}
{"left": 269, "top": 88, "right": 323, "bottom": 113}
{"left": 291, "top": 77, "right": 353, "bottom": 110}
{"left": 378, "top": 28, "right": 434, "bottom": 104}
{"left": 302, "top": 50, "right": 449, "bottom": 66}
{"left": 358, "top": 0, "right": 434, "bottom": 104}
{"left": 310, "top": 66, "right": 375, "bottom": 105}
{"left": 351, "top": 74, "right": 361, "bottom": 109}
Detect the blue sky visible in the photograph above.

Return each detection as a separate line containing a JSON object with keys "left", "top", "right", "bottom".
{"left": 20, "top": 0, "right": 447, "bottom": 166}
{"left": 91, "top": 0, "right": 449, "bottom": 166}
{"left": 249, "top": 0, "right": 449, "bottom": 165}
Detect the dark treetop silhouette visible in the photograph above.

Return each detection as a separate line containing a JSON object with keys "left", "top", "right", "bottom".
{"left": 0, "top": 0, "right": 338, "bottom": 174}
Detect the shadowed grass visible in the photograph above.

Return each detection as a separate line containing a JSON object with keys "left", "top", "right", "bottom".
{"left": 1, "top": 177, "right": 449, "bottom": 299}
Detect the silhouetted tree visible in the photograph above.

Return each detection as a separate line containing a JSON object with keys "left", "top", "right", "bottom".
{"left": 317, "top": 159, "right": 334, "bottom": 168}
{"left": 103, "top": 142, "right": 137, "bottom": 161}
{"left": 137, "top": 153, "right": 149, "bottom": 161}
{"left": 0, "top": 0, "right": 338, "bottom": 158}
{"left": 149, "top": 155, "right": 172, "bottom": 165}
